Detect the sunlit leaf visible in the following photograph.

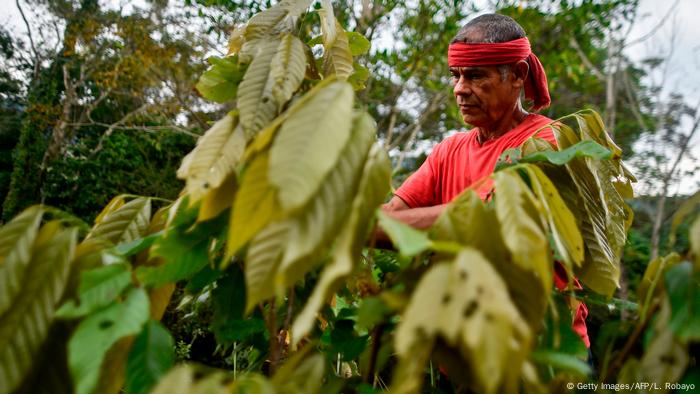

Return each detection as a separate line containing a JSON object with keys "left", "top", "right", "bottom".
{"left": 323, "top": 21, "right": 354, "bottom": 79}
{"left": 0, "top": 205, "right": 43, "bottom": 316}
{"left": 269, "top": 81, "right": 354, "bottom": 211}
{"left": 228, "top": 151, "right": 279, "bottom": 260}
{"left": 522, "top": 165, "right": 584, "bottom": 271}
{"left": 87, "top": 197, "right": 151, "bottom": 244}
{"left": 196, "top": 55, "right": 245, "bottom": 103}
{"left": 292, "top": 143, "right": 391, "bottom": 344}
{"left": 238, "top": 38, "right": 282, "bottom": 137}
{"left": 520, "top": 139, "right": 612, "bottom": 165}
{"left": 0, "top": 225, "right": 76, "bottom": 394}
{"left": 394, "top": 249, "right": 531, "bottom": 394}
{"left": 346, "top": 31, "right": 370, "bottom": 56}
{"left": 278, "top": 112, "right": 376, "bottom": 286}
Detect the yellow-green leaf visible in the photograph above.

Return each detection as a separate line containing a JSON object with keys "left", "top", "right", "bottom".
{"left": 493, "top": 170, "right": 552, "bottom": 293}
{"left": 522, "top": 164, "right": 584, "bottom": 271}
{"left": 87, "top": 197, "right": 151, "bottom": 244}
{"left": 323, "top": 22, "right": 354, "bottom": 79}
{"left": 431, "top": 190, "right": 547, "bottom": 331}
{"left": 277, "top": 112, "right": 376, "bottom": 286}
{"left": 244, "top": 0, "right": 313, "bottom": 41}
{"left": 238, "top": 39, "right": 282, "bottom": 137}
{"left": 393, "top": 249, "right": 531, "bottom": 394}
{"left": 0, "top": 225, "right": 76, "bottom": 394}
{"left": 269, "top": 81, "right": 354, "bottom": 211}
{"left": 94, "top": 196, "right": 125, "bottom": 226}
{"left": 228, "top": 151, "right": 279, "bottom": 260}
{"left": 270, "top": 34, "right": 307, "bottom": 105}
{"left": 291, "top": 142, "right": 391, "bottom": 345}
{"left": 245, "top": 221, "right": 291, "bottom": 311}
{"left": 198, "top": 172, "right": 237, "bottom": 222}
{"left": 0, "top": 206, "right": 43, "bottom": 316}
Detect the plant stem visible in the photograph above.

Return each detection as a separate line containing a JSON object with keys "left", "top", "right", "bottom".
{"left": 266, "top": 299, "right": 279, "bottom": 375}
{"left": 364, "top": 323, "right": 385, "bottom": 384}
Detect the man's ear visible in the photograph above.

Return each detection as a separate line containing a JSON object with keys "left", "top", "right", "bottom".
{"left": 512, "top": 60, "right": 529, "bottom": 87}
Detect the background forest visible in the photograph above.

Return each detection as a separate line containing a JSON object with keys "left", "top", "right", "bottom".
{"left": 0, "top": 0, "right": 699, "bottom": 392}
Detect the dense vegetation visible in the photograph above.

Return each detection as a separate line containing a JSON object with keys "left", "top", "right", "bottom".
{"left": 0, "top": 0, "right": 698, "bottom": 393}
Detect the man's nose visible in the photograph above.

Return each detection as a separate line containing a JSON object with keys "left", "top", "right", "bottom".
{"left": 453, "top": 76, "right": 471, "bottom": 97}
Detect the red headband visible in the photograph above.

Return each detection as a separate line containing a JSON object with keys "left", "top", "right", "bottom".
{"left": 448, "top": 37, "right": 550, "bottom": 111}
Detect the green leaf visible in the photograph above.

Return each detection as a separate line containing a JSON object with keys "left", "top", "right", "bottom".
{"left": 228, "top": 151, "right": 278, "bottom": 259}
{"left": 393, "top": 249, "right": 531, "bottom": 394}
{"left": 348, "top": 61, "right": 370, "bottom": 90}
{"left": 0, "top": 225, "right": 76, "bottom": 394}
{"left": 135, "top": 224, "right": 211, "bottom": 288}
{"left": 530, "top": 350, "right": 591, "bottom": 377}
{"left": 277, "top": 111, "right": 376, "bottom": 286}
{"left": 185, "top": 265, "right": 222, "bottom": 294}
{"left": 272, "top": 351, "right": 325, "bottom": 394}
{"left": 56, "top": 263, "right": 132, "bottom": 319}
{"left": 292, "top": 143, "right": 391, "bottom": 344}
{"left": 125, "top": 320, "right": 175, "bottom": 394}
{"left": 356, "top": 297, "right": 390, "bottom": 331}
{"left": 520, "top": 139, "right": 612, "bottom": 165}
{"left": 68, "top": 287, "right": 150, "bottom": 394}
{"left": 377, "top": 211, "right": 432, "bottom": 258}
{"left": 346, "top": 31, "right": 370, "bottom": 56}
{"left": 196, "top": 55, "right": 245, "bottom": 103}
{"left": 87, "top": 197, "right": 151, "bottom": 244}
{"left": 669, "top": 190, "right": 700, "bottom": 248}
{"left": 269, "top": 80, "right": 354, "bottom": 211}
{"left": 244, "top": 0, "right": 313, "bottom": 42}
{"left": 210, "top": 266, "right": 260, "bottom": 342}
{"left": 0, "top": 205, "right": 43, "bottom": 316}
{"left": 177, "top": 115, "right": 245, "bottom": 201}
{"left": 113, "top": 231, "right": 162, "bottom": 257}
{"left": 150, "top": 364, "right": 234, "bottom": 394}
{"left": 665, "top": 262, "right": 700, "bottom": 341}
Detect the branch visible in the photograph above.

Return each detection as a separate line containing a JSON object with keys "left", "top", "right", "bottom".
{"left": 16, "top": 0, "right": 40, "bottom": 81}
{"left": 625, "top": 0, "right": 680, "bottom": 47}
{"left": 569, "top": 36, "right": 605, "bottom": 81}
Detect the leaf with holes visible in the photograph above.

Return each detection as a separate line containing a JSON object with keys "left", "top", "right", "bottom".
{"left": 431, "top": 189, "right": 547, "bottom": 331}
{"left": 68, "top": 287, "right": 150, "bottom": 394}
{"left": 0, "top": 225, "right": 76, "bottom": 394}
{"left": 0, "top": 205, "right": 43, "bottom": 316}
{"left": 394, "top": 249, "right": 531, "bottom": 394}
{"left": 87, "top": 197, "right": 151, "bottom": 244}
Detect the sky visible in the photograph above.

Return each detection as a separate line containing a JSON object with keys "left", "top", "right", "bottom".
{"left": 0, "top": 0, "right": 699, "bottom": 194}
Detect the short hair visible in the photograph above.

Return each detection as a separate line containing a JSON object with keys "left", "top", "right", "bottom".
{"left": 451, "top": 14, "right": 526, "bottom": 80}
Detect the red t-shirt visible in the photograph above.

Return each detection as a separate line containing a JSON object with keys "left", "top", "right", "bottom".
{"left": 395, "top": 113, "right": 590, "bottom": 347}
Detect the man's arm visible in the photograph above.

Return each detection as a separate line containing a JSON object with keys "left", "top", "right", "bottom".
{"left": 381, "top": 196, "right": 447, "bottom": 229}
{"left": 373, "top": 196, "right": 447, "bottom": 245}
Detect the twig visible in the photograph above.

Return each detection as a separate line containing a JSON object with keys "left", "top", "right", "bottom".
{"left": 15, "top": 0, "right": 40, "bottom": 81}
{"left": 364, "top": 323, "right": 385, "bottom": 384}
{"left": 267, "top": 299, "right": 280, "bottom": 375}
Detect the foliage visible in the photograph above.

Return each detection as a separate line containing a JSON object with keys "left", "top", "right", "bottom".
{"left": 0, "top": 1, "right": 698, "bottom": 394}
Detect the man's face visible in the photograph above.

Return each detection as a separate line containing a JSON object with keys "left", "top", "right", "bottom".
{"left": 450, "top": 65, "right": 520, "bottom": 128}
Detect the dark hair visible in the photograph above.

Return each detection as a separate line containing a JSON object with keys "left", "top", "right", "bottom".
{"left": 450, "top": 14, "right": 526, "bottom": 80}
{"left": 451, "top": 14, "right": 526, "bottom": 44}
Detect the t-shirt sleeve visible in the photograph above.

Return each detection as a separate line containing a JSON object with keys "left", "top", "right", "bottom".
{"left": 393, "top": 141, "right": 446, "bottom": 208}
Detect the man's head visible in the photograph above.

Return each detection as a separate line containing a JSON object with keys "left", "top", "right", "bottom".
{"left": 448, "top": 14, "right": 533, "bottom": 130}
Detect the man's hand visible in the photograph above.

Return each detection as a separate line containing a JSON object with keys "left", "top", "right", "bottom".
{"left": 373, "top": 196, "right": 447, "bottom": 246}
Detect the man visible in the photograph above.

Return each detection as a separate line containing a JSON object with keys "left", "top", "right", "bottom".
{"left": 382, "top": 14, "right": 590, "bottom": 348}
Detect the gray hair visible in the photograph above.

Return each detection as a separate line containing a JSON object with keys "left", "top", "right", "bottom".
{"left": 451, "top": 14, "right": 526, "bottom": 80}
